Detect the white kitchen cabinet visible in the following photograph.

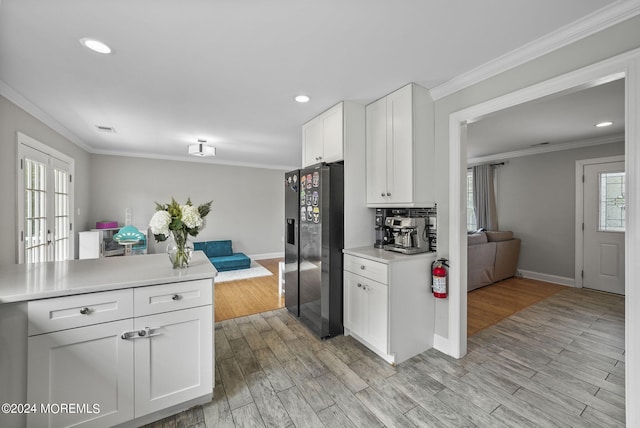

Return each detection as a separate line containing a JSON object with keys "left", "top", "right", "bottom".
{"left": 365, "top": 83, "right": 435, "bottom": 207}
{"left": 343, "top": 249, "right": 436, "bottom": 364}
{"left": 26, "top": 278, "right": 213, "bottom": 428}
{"left": 134, "top": 306, "right": 212, "bottom": 417}
{"left": 27, "top": 319, "right": 135, "bottom": 428}
{"left": 302, "top": 102, "right": 344, "bottom": 167}
{"left": 344, "top": 271, "right": 388, "bottom": 353}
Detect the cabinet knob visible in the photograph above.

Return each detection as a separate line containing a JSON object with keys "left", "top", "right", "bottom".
{"left": 172, "top": 294, "right": 181, "bottom": 301}
{"left": 387, "top": 192, "right": 391, "bottom": 196}
{"left": 357, "top": 283, "right": 362, "bottom": 288}
{"left": 138, "top": 329, "right": 147, "bottom": 337}
{"left": 381, "top": 192, "right": 385, "bottom": 197}
{"left": 360, "top": 265, "right": 365, "bottom": 270}
{"left": 79, "top": 307, "right": 90, "bottom": 315}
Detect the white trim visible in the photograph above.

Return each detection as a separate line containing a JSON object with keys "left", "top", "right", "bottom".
{"left": 91, "top": 149, "right": 298, "bottom": 172}
{"left": 1, "top": 81, "right": 92, "bottom": 152}
{"left": 17, "top": 132, "right": 76, "bottom": 264}
{"left": 248, "top": 252, "right": 283, "bottom": 261}
{"left": 468, "top": 133, "right": 624, "bottom": 166}
{"left": 574, "top": 155, "right": 625, "bottom": 289}
{"left": 518, "top": 270, "right": 576, "bottom": 287}
{"left": 430, "top": 0, "right": 640, "bottom": 100}
{"left": 432, "top": 334, "right": 450, "bottom": 355}
{"left": 448, "top": 48, "right": 640, "bottom": 426}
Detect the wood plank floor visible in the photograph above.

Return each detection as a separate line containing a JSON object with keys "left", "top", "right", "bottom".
{"left": 214, "top": 258, "right": 284, "bottom": 322}
{"left": 145, "top": 286, "right": 625, "bottom": 428}
{"left": 467, "top": 277, "right": 566, "bottom": 336}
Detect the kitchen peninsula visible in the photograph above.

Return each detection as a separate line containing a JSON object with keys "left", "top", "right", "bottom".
{"left": 0, "top": 252, "right": 216, "bottom": 428}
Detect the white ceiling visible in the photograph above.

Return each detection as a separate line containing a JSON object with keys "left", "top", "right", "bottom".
{"left": 0, "top": 0, "right": 629, "bottom": 170}
{"left": 467, "top": 78, "right": 625, "bottom": 160}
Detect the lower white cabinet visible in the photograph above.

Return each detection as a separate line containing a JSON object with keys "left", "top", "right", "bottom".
{"left": 27, "top": 319, "right": 135, "bottom": 428}
{"left": 344, "top": 271, "right": 388, "bottom": 353}
{"left": 134, "top": 306, "right": 212, "bottom": 417}
{"left": 26, "top": 279, "right": 213, "bottom": 428}
{"left": 343, "top": 250, "right": 436, "bottom": 364}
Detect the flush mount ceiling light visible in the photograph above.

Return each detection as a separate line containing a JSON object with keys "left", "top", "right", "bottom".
{"left": 595, "top": 121, "right": 614, "bottom": 128}
{"left": 80, "top": 38, "right": 112, "bottom": 54}
{"left": 294, "top": 94, "right": 310, "bottom": 103}
{"left": 188, "top": 139, "right": 216, "bottom": 157}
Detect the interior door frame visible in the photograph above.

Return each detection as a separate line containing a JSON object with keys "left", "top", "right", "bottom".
{"left": 448, "top": 48, "right": 640, "bottom": 425}
{"left": 575, "top": 155, "right": 625, "bottom": 288}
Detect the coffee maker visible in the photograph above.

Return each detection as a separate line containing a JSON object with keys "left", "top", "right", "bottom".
{"left": 374, "top": 208, "right": 394, "bottom": 248}
{"left": 383, "top": 217, "right": 430, "bottom": 254}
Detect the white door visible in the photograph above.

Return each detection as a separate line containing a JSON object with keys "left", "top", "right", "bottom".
{"left": 363, "top": 279, "right": 388, "bottom": 353}
{"left": 387, "top": 84, "right": 413, "bottom": 204}
{"left": 365, "top": 97, "right": 388, "bottom": 204}
{"left": 343, "top": 271, "right": 364, "bottom": 334}
{"left": 18, "top": 134, "right": 74, "bottom": 264}
{"left": 134, "top": 306, "right": 213, "bottom": 417}
{"left": 583, "top": 161, "right": 625, "bottom": 295}
{"left": 27, "top": 319, "right": 135, "bottom": 428}
{"left": 321, "top": 103, "right": 343, "bottom": 163}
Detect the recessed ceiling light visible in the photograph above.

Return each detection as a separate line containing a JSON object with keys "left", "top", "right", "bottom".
{"left": 294, "top": 95, "right": 310, "bottom": 103}
{"left": 595, "top": 121, "right": 614, "bottom": 128}
{"left": 80, "top": 38, "right": 112, "bottom": 54}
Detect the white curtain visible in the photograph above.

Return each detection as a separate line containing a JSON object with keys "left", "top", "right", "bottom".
{"left": 473, "top": 164, "right": 498, "bottom": 231}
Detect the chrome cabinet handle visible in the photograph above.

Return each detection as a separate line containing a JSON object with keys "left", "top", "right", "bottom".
{"left": 357, "top": 283, "right": 362, "bottom": 288}
{"left": 80, "top": 307, "right": 90, "bottom": 315}
{"left": 360, "top": 265, "right": 365, "bottom": 270}
{"left": 121, "top": 327, "right": 159, "bottom": 340}
{"left": 172, "top": 294, "right": 181, "bottom": 301}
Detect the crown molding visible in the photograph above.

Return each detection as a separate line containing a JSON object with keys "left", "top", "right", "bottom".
{"left": 430, "top": 0, "right": 640, "bottom": 100}
{"left": 90, "top": 148, "right": 297, "bottom": 172}
{"left": 467, "top": 133, "right": 624, "bottom": 165}
{"left": 0, "top": 79, "right": 93, "bottom": 152}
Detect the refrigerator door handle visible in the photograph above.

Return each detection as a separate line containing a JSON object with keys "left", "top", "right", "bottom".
{"left": 286, "top": 218, "right": 296, "bottom": 245}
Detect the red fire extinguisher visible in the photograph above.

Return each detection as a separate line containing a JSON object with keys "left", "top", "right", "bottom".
{"left": 431, "top": 258, "right": 449, "bottom": 299}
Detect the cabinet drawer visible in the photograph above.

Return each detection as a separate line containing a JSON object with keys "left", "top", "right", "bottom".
{"left": 344, "top": 255, "right": 388, "bottom": 284}
{"left": 134, "top": 279, "right": 212, "bottom": 316}
{"left": 28, "top": 289, "right": 133, "bottom": 336}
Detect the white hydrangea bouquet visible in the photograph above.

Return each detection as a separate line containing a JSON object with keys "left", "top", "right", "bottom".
{"left": 149, "top": 198, "right": 212, "bottom": 268}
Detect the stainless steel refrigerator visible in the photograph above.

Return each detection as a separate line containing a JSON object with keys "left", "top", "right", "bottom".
{"left": 284, "top": 163, "right": 344, "bottom": 338}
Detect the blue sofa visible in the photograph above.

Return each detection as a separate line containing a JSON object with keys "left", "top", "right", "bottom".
{"left": 194, "top": 240, "right": 251, "bottom": 272}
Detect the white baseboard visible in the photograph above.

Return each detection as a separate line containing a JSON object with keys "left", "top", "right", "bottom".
{"left": 249, "top": 251, "right": 283, "bottom": 260}
{"left": 432, "top": 334, "right": 450, "bottom": 356}
{"left": 518, "top": 269, "right": 575, "bottom": 287}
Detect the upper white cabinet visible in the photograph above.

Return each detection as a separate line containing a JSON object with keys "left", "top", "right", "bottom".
{"left": 366, "top": 83, "right": 435, "bottom": 207}
{"left": 302, "top": 102, "right": 344, "bottom": 167}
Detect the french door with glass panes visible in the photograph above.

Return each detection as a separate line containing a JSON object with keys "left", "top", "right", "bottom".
{"left": 18, "top": 135, "right": 74, "bottom": 264}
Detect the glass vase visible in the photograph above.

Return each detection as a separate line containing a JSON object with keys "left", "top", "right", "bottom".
{"left": 167, "top": 230, "right": 193, "bottom": 269}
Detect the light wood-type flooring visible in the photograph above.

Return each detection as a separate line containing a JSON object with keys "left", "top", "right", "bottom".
{"left": 145, "top": 285, "right": 625, "bottom": 428}
{"left": 214, "top": 258, "right": 284, "bottom": 322}
{"left": 467, "top": 277, "right": 566, "bottom": 336}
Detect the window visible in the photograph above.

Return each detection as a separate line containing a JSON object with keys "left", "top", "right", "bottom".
{"left": 467, "top": 170, "right": 477, "bottom": 231}
{"left": 599, "top": 171, "right": 625, "bottom": 232}
{"left": 17, "top": 133, "right": 74, "bottom": 263}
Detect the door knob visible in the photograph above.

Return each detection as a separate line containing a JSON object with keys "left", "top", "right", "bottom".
{"left": 79, "top": 307, "right": 90, "bottom": 315}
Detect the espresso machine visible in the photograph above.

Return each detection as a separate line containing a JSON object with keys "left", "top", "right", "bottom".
{"left": 383, "top": 217, "right": 430, "bottom": 254}
{"left": 374, "top": 208, "right": 394, "bottom": 248}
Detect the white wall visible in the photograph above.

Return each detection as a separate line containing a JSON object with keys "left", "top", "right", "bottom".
{"left": 88, "top": 154, "right": 286, "bottom": 258}
{"left": 495, "top": 142, "right": 624, "bottom": 280}
{"left": 0, "top": 96, "right": 92, "bottom": 266}
{"left": 432, "top": 15, "right": 640, "bottom": 340}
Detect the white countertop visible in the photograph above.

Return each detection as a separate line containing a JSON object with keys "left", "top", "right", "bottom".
{"left": 0, "top": 251, "right": 217, "bottom": 303}
{"left": 344, "top": 246, "right": 437, "bottom": 264}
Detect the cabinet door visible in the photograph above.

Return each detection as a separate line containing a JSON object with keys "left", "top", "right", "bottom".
{"left": 320, "top": 103, "right": 343, "bottom": 163}
{"left": 27, "top": 319, "right": 134, "bottom": 428}
{"left": 302, "top": 119, "right": 323, "bottom": 167}
{"left": 134, "top": 306, "right": 213, "bottom": 417}
{"left": 343, "top": 271, "right": 365, "bottom": 335}
{"left": 366, "top": 97, "right": 388, "bottom": 204}
{"left": 387, "top": 84, "right": 414, "bottom": 204}
{"left": 363, "top": 279, "right": 389, "bottom": 353}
